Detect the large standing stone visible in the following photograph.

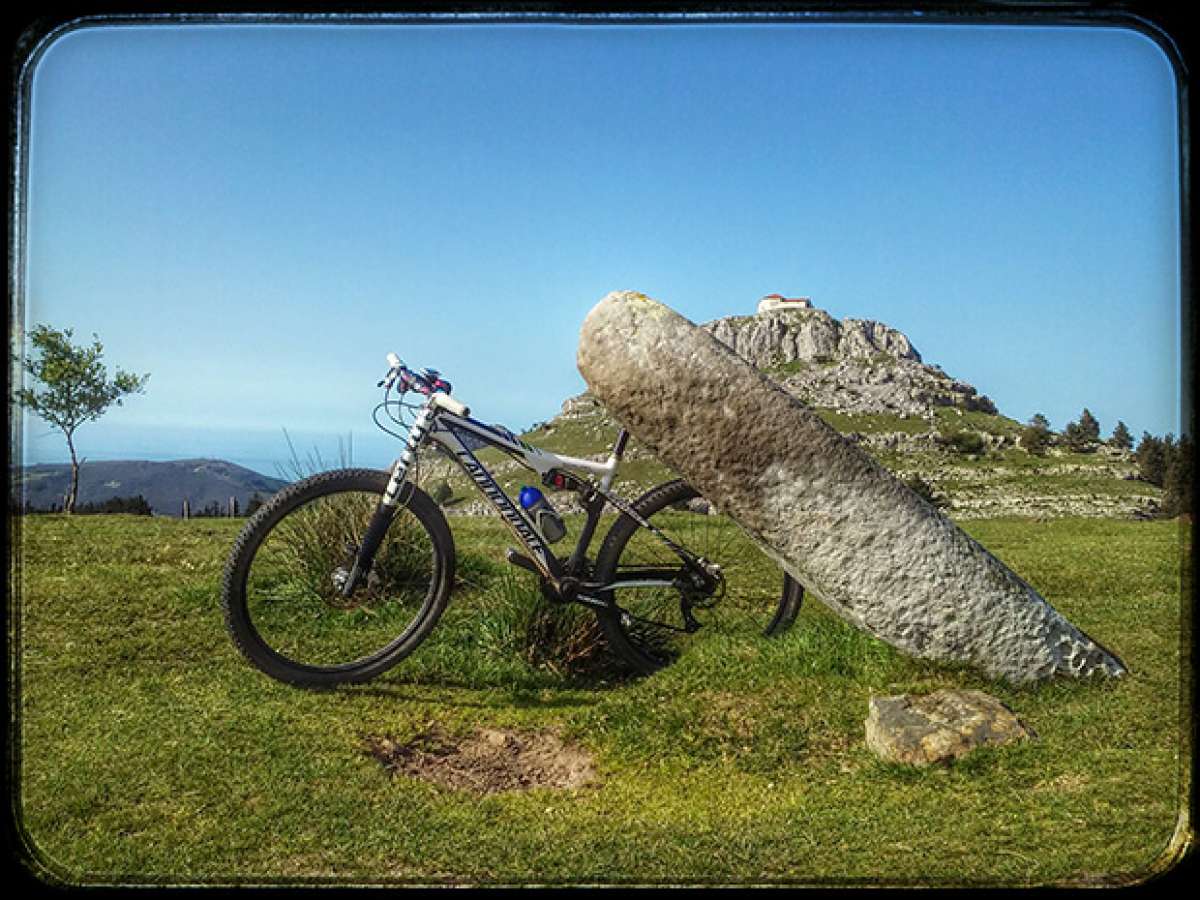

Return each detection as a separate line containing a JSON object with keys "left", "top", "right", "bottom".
{"left": 577, "top": 291, "right": 1126, "bottom": 684}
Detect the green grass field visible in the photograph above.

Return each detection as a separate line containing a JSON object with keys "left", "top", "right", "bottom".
{"left": 11, "top": 510, "right": 1191, "bottom": 886}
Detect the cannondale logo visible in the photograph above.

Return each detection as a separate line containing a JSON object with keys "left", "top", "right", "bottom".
{"left": 457, "top": 453, "right": 546, "bottom": 555}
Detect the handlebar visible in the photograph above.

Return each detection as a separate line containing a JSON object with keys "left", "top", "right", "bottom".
{"left": 379, "top": 353, "right": 468, "bottom": 416}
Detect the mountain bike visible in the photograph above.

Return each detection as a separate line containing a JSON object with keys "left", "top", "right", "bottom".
{"left": 221, "top": 354, "right": 804, "bottom": 687}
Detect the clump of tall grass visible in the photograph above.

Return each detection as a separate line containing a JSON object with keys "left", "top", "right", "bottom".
{"left": 275, "top": 428, "right": 356, "bottom": 482}
{"left": 474, "top": 568, "right": 623, "bottom": 680}
{"left": 267, "top": 428, "right": 623, "bottom": 676}
{"left": 261, "top": 489, "right": 435, "bottom": 610}
{"left": 262, "top": 429, "right": 446, "bottom": 609}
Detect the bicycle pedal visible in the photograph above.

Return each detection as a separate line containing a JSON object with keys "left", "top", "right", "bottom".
{"left": 504, "top": 548, "right": 540, "bottom": 575}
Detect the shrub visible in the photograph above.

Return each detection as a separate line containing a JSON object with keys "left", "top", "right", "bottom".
{"left": 939, "top": 429, "right": 986, "bottom": 456}
{"left": 903, "top": 475, "right": 946, "bottom": 509}
{"left": 74, "top": 494, "right": 154, "bottom": 515}
{"left": 965, "top": 393, "right": 998, "bottom": 415}
{"left": 1019, "top": 413, "right": 1052, "bottom": 455}
{"left": 428, "top": 479, "right": 454, "bottom": 506}
{"left": 192, "top": 500, "right": 226, "bottom": 518}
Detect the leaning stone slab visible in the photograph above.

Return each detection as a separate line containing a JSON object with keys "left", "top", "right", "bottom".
{"left": 577, "top": 291, "right": 1126, "bottom": 684}
{"left": 865, "top": 690, "right": 1035, "bottom": 766}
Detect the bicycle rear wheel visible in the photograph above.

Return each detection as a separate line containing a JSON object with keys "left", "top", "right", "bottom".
{"left": 221, "top": 468, "right": 454, "bottom": 687}
{"left": 592, "top": 479, "right": 804, "bottom": 674}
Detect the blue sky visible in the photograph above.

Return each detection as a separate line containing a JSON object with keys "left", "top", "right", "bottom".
{"left": 16, "top": 18, "right": 1182, "bottom": 475}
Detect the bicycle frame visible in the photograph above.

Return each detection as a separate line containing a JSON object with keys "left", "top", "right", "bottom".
{"left": 358, "top": 391, "right": 715, "bottom": 610}
{"left": 429, "top": 405, "right": 622, "bottom": 582}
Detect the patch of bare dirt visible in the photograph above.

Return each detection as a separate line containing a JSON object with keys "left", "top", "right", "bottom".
{"left": 363, "top": 726, "right": 596, "bottom": 795}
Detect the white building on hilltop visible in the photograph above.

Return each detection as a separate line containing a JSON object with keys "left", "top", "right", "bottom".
{"left": 757, "top": 293, "right": 813, "bottom": 314}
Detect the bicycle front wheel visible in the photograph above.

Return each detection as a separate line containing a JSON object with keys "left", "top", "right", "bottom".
{"left": 592, "top": 479, "right": 804, "bottom": 674}
{"left": 221, "top": 468, "right": 454, "bottom": 687}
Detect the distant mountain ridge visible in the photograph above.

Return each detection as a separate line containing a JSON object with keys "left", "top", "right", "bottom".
{"left": 14, "top": 458, "right": 289, "bottom": 516}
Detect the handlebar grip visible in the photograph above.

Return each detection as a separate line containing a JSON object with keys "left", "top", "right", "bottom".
{"left": 431, "top": 393, "right": 469, "bottom": 417}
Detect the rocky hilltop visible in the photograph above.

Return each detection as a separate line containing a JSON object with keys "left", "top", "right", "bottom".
{"left": 705, "top": 307, "right": 995, "bottom": 418}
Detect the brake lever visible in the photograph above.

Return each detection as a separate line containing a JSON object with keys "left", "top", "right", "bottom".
{"left": 379, "top": 353, "right": 407, "bottom": 389}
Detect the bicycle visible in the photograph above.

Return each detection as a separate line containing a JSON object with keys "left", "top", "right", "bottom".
{"left": 221, "top": 354, "right": 804, "bottom": 686}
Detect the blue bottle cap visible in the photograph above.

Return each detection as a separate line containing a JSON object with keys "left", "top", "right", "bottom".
{"left": 518, "top": 486, "right": 543, "bottom": 510}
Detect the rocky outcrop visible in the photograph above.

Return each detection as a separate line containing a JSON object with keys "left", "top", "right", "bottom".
{"left": 865, "top": 691, "right": 1036, "bottom": 766}
{"left": 566, "top": 299, "right": 994, "bottom": 428}
{"left": 557, "top": 393, "right": 606, "bottom": 420}
{"left": 703, "top": 307, "right": 996, "bottom": 417}
{"left": 705, "top": 307, "right": 920, "bottom": 367}
{"left": 577, "top": 291, "right": 1128, "bottom": 684}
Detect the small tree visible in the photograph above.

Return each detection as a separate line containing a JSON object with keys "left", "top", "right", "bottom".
{"left": 1160, "top": 435, "right": 1193, "bottom": 518}
{"left": 1063, "top": 408, "right": 1101, "bottom": 453}
{"left": 1019, "top": 413, "right": 1052, "bottom": 455}
{"left": 1078, "top": 408, "right": 1101, "bottom": 442}
{"left": 1135, "top": 432, "right": 1167, "bottom": 486}
{"left": 13, "top": 325, "right": 149, "bottom": 513}
{"left": 1109, "top": 420, "right": 1134, "bottom": 451}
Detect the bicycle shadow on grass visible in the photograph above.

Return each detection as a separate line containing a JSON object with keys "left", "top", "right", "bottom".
{"left": 327, "top": 659, "right": 640, "bottom": 710}
{"left": 335, "top": 683, "right": 610, "bottom": 712}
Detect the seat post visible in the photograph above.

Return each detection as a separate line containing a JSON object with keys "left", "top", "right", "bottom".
{"left": 612, "top": 429, "right": 630, "bottom": 460}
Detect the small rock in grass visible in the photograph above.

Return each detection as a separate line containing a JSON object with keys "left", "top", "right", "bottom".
{"left": 865, "top": 689, "right": 1035, "bottom": 766}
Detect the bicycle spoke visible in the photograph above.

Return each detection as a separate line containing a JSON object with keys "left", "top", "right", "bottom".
{"left": 594, "top": 480, "right": 798, "bottom": 673}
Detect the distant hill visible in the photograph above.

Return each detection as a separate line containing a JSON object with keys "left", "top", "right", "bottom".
{"left": 14, "top": 459, "right": 290, "bottom": 517}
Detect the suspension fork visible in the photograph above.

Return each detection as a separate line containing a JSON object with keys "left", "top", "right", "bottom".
{"left": 339, "top": 402, "right": 437, "bottom": 598}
